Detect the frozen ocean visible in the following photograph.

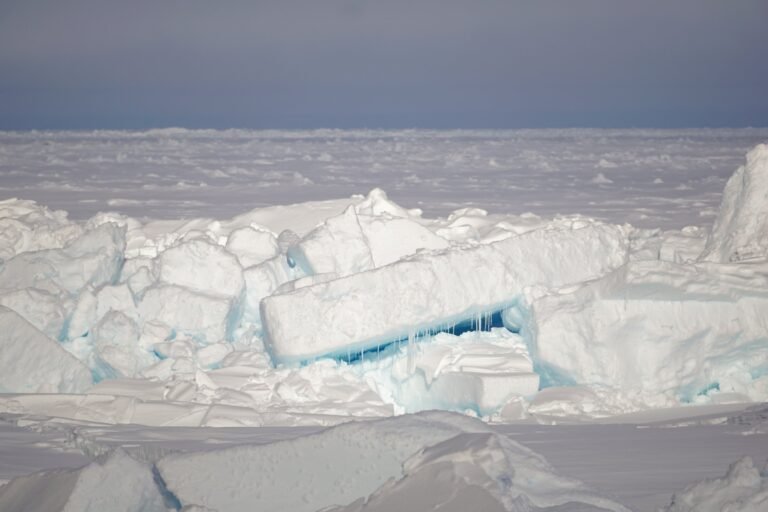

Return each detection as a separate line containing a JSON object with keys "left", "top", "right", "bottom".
{"left": 1, "top": 128, "right": 768, "bottom": 512}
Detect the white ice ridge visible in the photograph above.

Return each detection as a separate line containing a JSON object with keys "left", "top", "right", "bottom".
{"left": 261, "top": 220, "right": 629, "bottom": 364}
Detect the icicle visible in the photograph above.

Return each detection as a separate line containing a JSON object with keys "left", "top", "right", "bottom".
{"left": 407, "top": 330, "right": 416, "bottom": 375}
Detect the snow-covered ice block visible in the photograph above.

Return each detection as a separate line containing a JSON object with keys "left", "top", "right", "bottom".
{"left": 358, "top": 214, "right": 449, "bottom": 267}
{"left": 287, "top": 205, "right": 374, "bottom": 277}
{"left": 138, "top": 285, "right": 233, "bottom": 343}
{"left": 702, "top": 144, "right": 768, "bottom": 263}
{"left": 532, "top": 260, "right": 768, "bottom": 404}
{"left": 240, "top": 255, "right": 303, "bottom": 329}
{"left": 0, "top": 449, "right": 168, "bottom": 512}
{"left": 0, "top": 222, "right": 126, "bottom": 295}
{"left": 92, "top": 311, "right": 154, "bottom": 377}
{"left": 225, "top": 226, "right": 279, "bottom": 268}
{"left": 67, "top": 287, "right": 98, "bottom": 339}
{"left": 0, "top": 306, "right": 91, "bottom": 393}
{"left": 0, "top": 287, "right": 69, "bottom": 340}
{"left": 355, "top": 188, "right": 421, "bottom": 219}
{"left": 158, "top": 238, "right": 244, "bottom": 298}
{"left": 0, "top": 198, "right": 83, "bottom": 260}
{"left": 287, "top": 201, "right": 449, "bottom": 277}
{"left": 262, "top": 221, "right": 628, "bottom": 364}
{"left": 66, "top": 283, "right": 139, "bottom": 341}
{"left": 365, "top": 330, "right": 539, "bottom": 415}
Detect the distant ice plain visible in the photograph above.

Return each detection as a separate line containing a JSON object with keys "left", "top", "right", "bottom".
{"left": 3, "top": 128, "right": 768, "bottom": 228}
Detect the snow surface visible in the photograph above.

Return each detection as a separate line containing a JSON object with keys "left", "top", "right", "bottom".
{"left": 1, "top": 129, "right": 768, "bottom": 511}
{"left": 3, "top": 128, "right": 768, "bottom": 228}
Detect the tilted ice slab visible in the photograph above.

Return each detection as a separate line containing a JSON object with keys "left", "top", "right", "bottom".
{"left": 701, "top": 143, "right": 768, "bottom": 263}
{"left": 0, "top": 306, "right": 91, "bottom": 393}
{"left": 287, "top": 201, "right": 449, "bottom": 278}
{"left": 532, "top": 259, "right": 768, "bottom": 405}
{"left": 0, "top": 449, "right": 168, "bottom": 512}
{"left": 262, "top": 220, "right": 628, "bottom": 364}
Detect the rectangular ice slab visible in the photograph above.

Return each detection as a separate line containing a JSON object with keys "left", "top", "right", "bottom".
{"left": 261, "top": 221, "right": 628, "bottom": 364}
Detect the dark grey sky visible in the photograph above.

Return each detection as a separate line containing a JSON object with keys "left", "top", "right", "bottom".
{"left": 1, "top": 0, "right": 766, "bottom": 129}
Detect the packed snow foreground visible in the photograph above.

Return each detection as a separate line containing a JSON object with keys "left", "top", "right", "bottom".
{"left": 1, "top": 144, "right": 768, "bottom": 510}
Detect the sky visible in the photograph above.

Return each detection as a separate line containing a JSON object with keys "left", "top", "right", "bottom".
{"left": 0, "top": 0, "right": 766, "bottom": 130}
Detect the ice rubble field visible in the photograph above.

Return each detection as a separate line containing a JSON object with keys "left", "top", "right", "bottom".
{"left": 1, "top": 129, "right": 768, "bottom": 511}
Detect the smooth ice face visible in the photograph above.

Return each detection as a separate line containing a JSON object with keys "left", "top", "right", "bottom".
{"left": 0, "top": 306, "right": 92, "bottom": 393}
{"left": 702, "top": 144, "right": 768, "bottom": 263}
{"left": 262, "top": 221, "right": 629, "bottom": 364}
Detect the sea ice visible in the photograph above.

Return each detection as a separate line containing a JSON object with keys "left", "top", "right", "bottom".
{"left": 287, "top": 205, "right": 375, "bottom": 277}
{"left": 157, "top": 411, "right": 628, "bottom": 512}
{"left": 531, "top": 259, "right": 768, "bottom": 405}
{"left": 363, "top": 329, "right": 539, "bottom": 415}
{"left": 663, "top": 456, "right": 768, "bottom": 512}
{"left": 0, "top": 287, "right": 69, "bottom": 340}
{"left": 158, "top": 238, "right": 244, "bottom": 299}
{"left": 262, "top": 220, "right": 628, "bottom": 364}
{"left": 0, "top": 306, "right": 91, "bottom": 393}
{"left": 0, "top": 198, "right": 83, "bottom": 260}
{"left": 702, "top": 143, "right": 768, "bottom": 263}
{"left": 0, "top": 449, "right": 168, "bottom": 512}
{"left": 138, "top": 285, "right": 234, "bottom": 343}
{"left": 224, "top": 226, "right": 279, "bottom": 268}
{"left": 0, "top": 222, "right": 125, "bottom": 296}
